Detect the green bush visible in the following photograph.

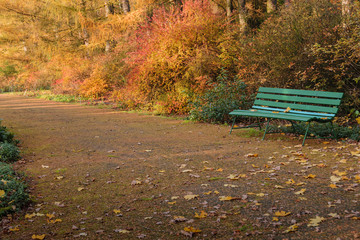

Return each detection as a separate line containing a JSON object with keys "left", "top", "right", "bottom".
{"left": 0, "top": 125, "right": 17, "bottom": 145}
{"left": 273, "top": 122, "right": 360, "bottom": 141}
{"left": 0, "top": 142, "right": 21, "bottom": 163}
{"left": 189, "top": 70, "right": 249, "bottom": 123}
{"left": 0, "top": 162, "right": 29, "bottom": 216}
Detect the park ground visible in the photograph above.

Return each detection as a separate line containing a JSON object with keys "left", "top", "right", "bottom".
{"left": 0, "top": 93, "right": 359, "bottom": 239}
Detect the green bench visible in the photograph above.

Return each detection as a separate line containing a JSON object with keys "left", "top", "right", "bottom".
{"left": 229, "top": 87, "right": 343, "bottom": 145}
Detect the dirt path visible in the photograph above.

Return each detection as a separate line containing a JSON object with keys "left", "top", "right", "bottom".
{"left": 0, "top": 94, "right": 359, "bottom": 239}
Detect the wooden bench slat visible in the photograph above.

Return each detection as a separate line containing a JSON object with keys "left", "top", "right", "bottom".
{"left": 229, "top": 110, "right": 315, "bottom": 121}
{"left": 254, "top": 99, "right": 339, "bottom": 114}
{"left": 251, "top": 106, "right": 335, "bottom": 118}
{"left": 259, "top": 87, "right": 344, "bottom": 99}
{"left": 256, "top": 93, "right": 342, "bottom": 106}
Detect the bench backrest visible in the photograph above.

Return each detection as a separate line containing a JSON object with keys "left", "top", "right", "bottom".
{"left": 252, "top": 87, "right": 343, "bottom": 118}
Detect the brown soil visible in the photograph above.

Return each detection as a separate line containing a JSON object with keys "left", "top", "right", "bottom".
{"left": 0, "top": 94, "right": 359, "bottom": 239}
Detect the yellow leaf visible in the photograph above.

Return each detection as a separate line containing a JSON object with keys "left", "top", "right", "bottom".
{"left": 283, "top": 224, "right": 298, "bottom": 233}
{"left": 296, "top": 182, "right": 306, "bottom": 186}
{"left": 295, "top": 188, "right": 306, "bottom": 195}
{"left": 117, "top": 229, "right": 130, "bottom": 233}
{"left": 304, "top": 174, "right": 316, "bottom": 179}
{"left": 46, "top": 213, "right": 54, "bottom": 219}
{"left": 329, "top": 184, "right": 337, "bottom": 189}
{"left": 194, "top": 211, "right": 208, "bottom": 219}
{"left": 55, "top": 176, "right": 64, "bottom": 180}
{"left": 77, "top": 187, "right": 85, "bottom": 192}
{"left": 307, "top": 216, "right": 325, "bottom": 227}
{"left": 184, "top": 227, "right": 201, "bottom": 233}
{"left": 48, "top": 219, "right": 62, "bottom": 224}
{"left": 9, "top": 227, "right": 20, "bottom": 232}
{"left": 219, "top": 196, "right": 235, "bottom": 201}
{"left": 256, "top": 193, "right": 265, "bottom": 197}
{"left": 203, "top": 191, "right": 212, "bottom": 195}
{"left": 25, "top": 213, "right": 36, "bottom": 219}
{"left": 216, "top": 168, "right": 223, "bottom": 172}
{"left": 184, "top": 194, "right": 199, "bottom": 200}
{"left": 272, "top": 111, "right": 279, "bottom": 113}
{"left": 339, "top": 159, "right": 347, "bottom": 163}
{"left": 0, "top": 189, "right": 5, "bottom": 198}
{"left": 203, "top": 167, "right": 214, "bottom": 171}
{"left": 356, "top": 117, "right": 360, "bottom": 124}
{"left": 323, "top": 141, "right": 330, "bottom": 144}
{"left": 272, "top": 217, "right": 279, "bottom": 222}
{"left": 227, "top": 174, "right": 239, "bottom": 180}
{"left": 113, "top": 209, "right": 121, "bottom": 214}
{"left": 245, "top": 153, "right": 258, "bottom": 157}
{"left": 332, "top": 170, "right": 347, "bottom": 176}
{"left": 330, "top": 175, "right": 341, "bottom": 183}
{"left": 274, "top": 185, "right": 284, "bottom": 189}
{"left": 213, "top": 190, "right": 219, "bottom": 194}
{"left": 252, "top": 164, "right": 259, "bottom": 168}
{"left": 286, "top": 179, "right": 295, "bottom": 185}
{"left": 32, "top": 234, "right": 46, "bottom": 240}
{"left": 159, "top": 170, "right": 165, "bottom": 173}
{"left": 284, "top": 107, "right": 291, "bottom": 113}
{"left": 274, "top": 211, "right": 291, "bottom": 217}
{"left": 1, "top": 179, "right": 8, "bottom": 185}
{"left": 168, "top": 201, "right": 176, "bottom": 205}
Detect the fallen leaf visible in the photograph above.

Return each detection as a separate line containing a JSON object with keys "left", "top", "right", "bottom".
{"left": 304, "top": 174, "right": 316, "bottom": 179}
{"left": 219, "top": 196, "right": 235, "bottom": 201}
{"left": 328, "top": 213, "right": 340, "bottom": 218}
{"left": 0, "top": 190, "right": 5, "bottom": 198}
{"left": 182, "top": 169, "right": 193, "bottom": 173}
{"left": 195, "top": 211, "right": 208, "bottom": 219}
{"left": 55, "top": 176, "right": 64, "bottom": 180}
{"left": 283, "top": 224, "right": 298, "bottom": 233}
{"left": 173, "top": 216, "right": 187, "bottom": 222}
{"left": 307, "top": 216, "right": 325, "bottom": 227}
{"left": 329, "top": 184, "right": 337, "bottom": 189}
{"left": 333, "top": 170, "right": 347, "bottom": 176}
{"left": 41, "top": 165, "right": 49, "bottom": 169}
{"left": 115, "top": 229, "right": 130, "bottom": 233}
{"left": 183, "top": 226, "right": 201, "bottom": 233}
{"left": 184, "top": 194, "right": 199, "bottom": 200}
{"left": 9, "top": 227, "right": 20, "bottom": 232}
{"left": 295, "top": 188, "right": 306, "bottom": 195}
{"left": 168, "top": 201, "right": 176, "bottom": 205}
{"left": 274, "top": 211, "right": 291, "bottom": 217}
{"left": 77, "top": 187, "right": 85, "bottom": 192}
{"left": 203, "top": 191, "right": 212, "bottom": 195}
{"left": 216, "top": 168, "right": 223, "bottom": 172}
{"left": 330, "top": 176, "right": 341, "bottom": 183}
{"left": 286, "top": 179, "right": 295, "bottom": 185}
{"left": 245, "top": 153, "right": 258, "bottom": 157}
{"left": 274, "top": 185, "right": 284, "bottom": 189}
{"left": 131, "top": 180, "right": 142, "bottom": 185}
{"left": 284, "top": 107, "right": 291, "bottom": 113}
{"left": 113, "top": 209, "right": 121, "bottom": 214}
{"left": 224, "top": 184, "right": 238, "bottom": 188}
{"left": 272, "top": 217, "right": 279, "bottom": 222}
{"left": 32, "top": 234, "right": 46, "bottom": 240}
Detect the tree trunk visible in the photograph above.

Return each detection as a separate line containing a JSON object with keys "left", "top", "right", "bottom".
{"left": 121, "top": 0, "right": 130, "bottom": 14}
{"left": 342, "top": 0, "right": 353, "bottom": 16}
{"left": 284, "top": 0, "right": 291, "bottom": 7}
{"left": 226, "top": 0, "right": 233, "bottom": 19}
{"left": 105, "top": 0, "right": 114, "bottom": 17}
{"left": 342, "top": 0, "right": 353, "bottom": 28}
{"left": 238, "top": 0, "right": 246, "bottom": 33}
{"left": 267, "top": 0, "right": 277, "bottom": 13}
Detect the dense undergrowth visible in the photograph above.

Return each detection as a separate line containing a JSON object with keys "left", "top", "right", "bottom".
{"left": 1, "top": 0, "right": 359, "bottom": 124}
{"left": 0, "top": 122, "right": 29, "bottom": 217}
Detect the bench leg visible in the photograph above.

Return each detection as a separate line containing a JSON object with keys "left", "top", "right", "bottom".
{"left": 262, "top": 118, "right": 270, "bottom": 141}
{"left": 230, "top": 117, "right": 237, "bottom": 135}
{"left": 302, "top": 123, "right": 310, "bottom": 146}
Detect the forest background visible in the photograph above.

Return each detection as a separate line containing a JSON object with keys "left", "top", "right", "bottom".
{"left": 0, "top": 0, "right": 359, "bottom": 123}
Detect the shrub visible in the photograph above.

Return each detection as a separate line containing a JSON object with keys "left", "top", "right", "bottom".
{"left": 0, "top": 142, "right": 21, "bottom": 163}
{"left": 0, "top": 125, "right": 17, "bottom": 145}
{"left": 273, "top": 122, "right": 360, "bottom": 141}
{"left": 0, "top": 162, "right": 29, "bottom": 216}
{"left": 189, "top": 69, "right": 249, "bottom": 123}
